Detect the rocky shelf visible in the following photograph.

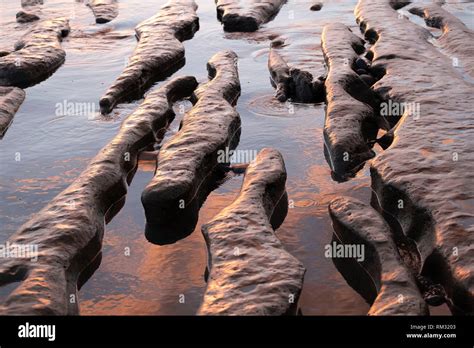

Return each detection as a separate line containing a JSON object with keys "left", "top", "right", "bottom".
{"left": 0, "top": 87, "right": 25, "bottom": 139}
{"left": 87, "top": 0, "right": 119, "bottom": 24}
{"left": 99, "top": 0, "right": 199, "bottom": 114}
{"left": 198, "top": 148, "right": 305, "bottom": 315}
{"left": 0, "top": 18, "right": 70, "bottom": 88}
{"left": 215, "top": 0, "right": 286, "bottom": 32}
{"left": 0, "top": 76, "right": 197, "bottom": 315}
{"left": 142, "top": 50, "right": 241, "bottom": 245}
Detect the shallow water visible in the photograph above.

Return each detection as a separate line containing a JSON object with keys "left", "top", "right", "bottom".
{"left": 1, "top": 0, "right": 471, "bottom": 315}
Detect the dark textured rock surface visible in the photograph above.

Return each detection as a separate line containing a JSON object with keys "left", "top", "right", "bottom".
{"left": 409, "top": 4, "right": 474, "bottom": 77}
{"left": 321, "top": 23, "right": 382, "bottom": 181}
{"left": 0, "top": 18, "right": 70, "bottom": 88}
{"left": 268, "top": 40, "right": 325, "bottom": 103}
{"left": 329, "top": 197, "right": 428, "bottom": 315}
{"left": 0, "top": 76, "right": 197, "bottom": 315}
{"left": 310, "top": 2, "right": 323, "bottom": 11}
{"left": 87, "top": 0, "right": 119, "bottom": 24}
{"left": 355, "top": 0, "right": 474, "bottom": 313}
{"left": 142, "top": 50, "right": 241, "bottom": 245}
{"left": 198, "top": 148, "right": 305, "bottom": 315}
{"left": 0, "top": 87, "right": 25, "bottom": 138}
{"left": 215, "top": 0, "right": 286, "bottom": 32}
{"left": 16, "top": 11, "right": 40, "bottom": 23}
{"left": 99, "top": 0, "right": 199, "bottom": 114}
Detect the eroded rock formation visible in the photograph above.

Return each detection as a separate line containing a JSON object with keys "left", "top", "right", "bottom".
{"left": 268, "top": 30, "right": 326, "bottom": 102}
{"left": 0, "top": 18, "right": 70, "bottom": 88}
{"left": 215, "top": 0, "right": 286, "bottom": 32}
{"left": 350, "top": 0, "right": 474, "bottom": 313}
{"left": 0, "top": 87, "right": 25, "bottom": 138}
{"left": 16, "top": 11, "right": 40, "bottom": 23}
{"left": 87, "top": 0, "right": 119, "bottom": 24}
{"left": 198, "top": 148, "right": 305, "bottom": 315}
{"left": 142, "top": 50, "right": 241, "bottom": 245}
{"left": 329, "top": 197, "right": 428, "bottom": 315}
{"left": 408, "top": 3, "right": 474, "bottom": 77}
{"left": 321, "top": 23, "right": 385, "bottom": 181}
{"left": 99, "top": 0, "right": 199, "bottom": 114}
{"left": 0, "top": 76, "right": 197, "bottom": 315}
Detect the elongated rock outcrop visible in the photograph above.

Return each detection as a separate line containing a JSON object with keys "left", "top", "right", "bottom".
{"left": 198, "top": 148, "right": 305, "bottom": 315}
{"left": 142, "top": 50, "right": 241, "bottom": 245}
{"left": 408, "top": 4, "right": 474, "bottom": 77}
{"left": 329, "top": 197, "right": 428, "bottom": 315}
{"left": 0, "top": 18, "right": 70, "bottom": 88}
{"left": 99, "top": 0, "right": 199, "bottom": 114}
{"left": 355, "top": 0, "right": 474, "bottom": 313}
{"left": 322, "top": 23, "right": 383, "bottom": 182}
{"left": 0, "top": 87, "right": 25, "bottom": 138}
{"left": 87, "top": 0, "right": 119, "bottom": 24}
{"left": 215, "top": 0, "right": 286, "bottom": 32}
{"left": 0, "top": 76, "right": 197, "bottom": 315}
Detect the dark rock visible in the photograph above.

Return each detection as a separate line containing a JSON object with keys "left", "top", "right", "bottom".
{"left": 198, "top": 148, "right": 305, "bottom": 315}
{"left": 356, "top": 0, "right": 474, "bottom": 313}
{"left": 329, "top": 197, "right": 428, "bottom": 315}
{"left": 359, "top": 74, "right": 375, "bottom": 86}
{"left": 0, "top": 76, "right": 197, "bottom": 315}
{"left": 0, "top": 18, "right": 70, "bottom": 88}
{"left": 310, "top": 2, "right": 323, "bottom": 11}
{"left": 99, "top": 0, "right": 199, "bottom": 114}
{"left": 355, "top": 57, "right": 369, "bottom": 70}
{"left": 0, "top": 87, "right": 25, "bottom": 138}
{"left": 16, "top": 11, "right": 40, "bottom": 23}
{"left": 141, "top": 50, "right": 241, "bottom": 245}
{"left": 216, "top": 0, "right": 286, "bottom": 32}
{"left": 87, "top": 0, "right": 118, "bottom": 24}
{"left": 321, "top": 23, "right": 384, "bottom": 181}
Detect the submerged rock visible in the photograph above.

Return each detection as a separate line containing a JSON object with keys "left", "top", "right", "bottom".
{"left": 99, "top": 0, "right": 199, "bottom": 114}
{"left": 142, "top": 50, "right": 241, "bottom": 245}
{"left": 0, "top": 76, "right": 197, "bottom": 315}
{"left": 0, "top": 18, "right": 70, "bottom": 88}
{"left": 321, "top": 23, "right": 384, "bottom": 182}
{"left": 329, "top": 197, "right": 428, "bottom": 315}
{"left": 0, "top": 87, "right": 25, "bottom": 138}
{"left": 355, "top": 0, "right": 474, "bottom": 314}
{"left": 215, "top": 0, "right": 286, "bottom": 32}
{"left": 310, "top": 2, "right": 323, "bottom": 11}
{"left": 268, "top": 47, "right": 325, "bottom": 103}
{"left": 87, "top": 0, "right": 119, "bottom": 24}
{"left": 16, "top": 11, "right": 40, "bottom": 23}
{"left": 198, "top": 148, "right": 305, "bottom": 315}
{"left": 268, "top": 22, "right": 327, "bottom": 103}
